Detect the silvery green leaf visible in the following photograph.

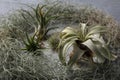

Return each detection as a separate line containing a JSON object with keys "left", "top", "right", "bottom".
{"left": 97, "top": 44, "right": 117, "bottom": 61}
{"left": 82, "top": 39, "right": 105, "bottom": 63}
{"left": 68, "top": 44, "right": 85, "bottom": 67}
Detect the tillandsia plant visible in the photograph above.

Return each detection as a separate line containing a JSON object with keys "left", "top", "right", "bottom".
{"left": 22, "top": 33, "right": 45, "bottom": 52}
{"left": 20, "top": 4, "right": 59, "bottom": 52}
{"left": 58, "top": 23, "right": 117, "bottom": 68}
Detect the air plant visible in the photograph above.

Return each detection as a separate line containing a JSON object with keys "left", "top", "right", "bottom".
{"left": 22, "top": 33, "right": 44, "bottom": 53}
{"left": 58, "top": 23, "right": 117, "bottom": 68}
{"left": 20, "top": 4, "right": 59, "bottom": 52}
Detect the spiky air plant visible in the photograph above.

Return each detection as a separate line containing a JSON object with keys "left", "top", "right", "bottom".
{"left": 22, "top": 33, "right": 45, "bottom": 53}
{"left": 58, "top": 23, "right": 117, "bottom": 68}
{"left": 20, "top": 4, "right": 59, "bottom": 53}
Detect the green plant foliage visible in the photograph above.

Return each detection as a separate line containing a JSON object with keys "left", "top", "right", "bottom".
{"left": 20, "top": 4, "right": 60, "bottom": 52}
{"left": 22, "top": 33, "right": 44, "bottom": 52}
{"left": 58, "top": 23, "right": 117, "bottom": 67}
